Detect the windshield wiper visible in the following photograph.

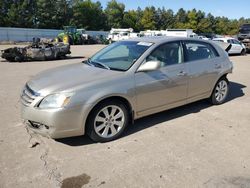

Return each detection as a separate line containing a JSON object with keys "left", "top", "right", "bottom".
{"left": 92, "top": 61, "right": 110, "bottom": 70}
{"left": 84, "top": 58, "right": 110, "bottom": 70}
{"left": 83, "top": 59, "right": 94, "bottom": 67}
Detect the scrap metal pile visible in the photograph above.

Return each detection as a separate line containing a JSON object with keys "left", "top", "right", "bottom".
{"left": 1, "top": 38, "right": 71, "bottom": 62}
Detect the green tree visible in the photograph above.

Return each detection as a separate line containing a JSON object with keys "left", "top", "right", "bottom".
{"left": 140, "top": 6, "right": 157, "bottom": 30}
{"left": 175, "top": 8, "right": 187, "bottom": 25}
{"left": 4, "top": 0, "right": 37, "bottom": 28}
{"left": 197, "top": 18, "right": 212, "bottom": 33}
{"left": 227, "top": 19, "right": 239, "bottom": 35}
{"left": 105, "top": 0, "right": 125, "bottom": 28}
{"left": 0, "top": 0, "right": 12, "bottom": 26}
{"left": 134, "top": 7, "right": 144, "bottom": 31}
{"left": 185, "top": 9, "right": 198, "bottom": 31}
{"left": 215, "top": 16, "right": 230, "bottom": 35}
{"left": 123, "top": 10, "right": 137, "bottom": 30}
{"left": 157, "top": 8, "right": 174, "bottom": 29}
{"left": 0, "top": 0, "right": 249, "bottom": 35}
{"left": 36, "top": 0, "right": 71, "bottom": 29}
{"left": 207, "top": 13, "right": 216, "bottom": 33}
{"left": 71, "top": 0, "right": 107, "bottom": 30}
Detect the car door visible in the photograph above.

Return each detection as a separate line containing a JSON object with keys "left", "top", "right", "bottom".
{"left": 183, "top": 40, "right": 220, "bottom": 103}
{"left": 134, "top": 41, "right": 188, "bottom": 117}
{"left": 227, "top": 39, "right": 238, "bottom": 54}
{"left": 232, "top": 39, "right": 243, "bottom": 53}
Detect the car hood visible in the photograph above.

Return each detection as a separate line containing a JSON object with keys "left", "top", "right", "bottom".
{"left": 27, "top": 63, "right": 122, "bottom": 95}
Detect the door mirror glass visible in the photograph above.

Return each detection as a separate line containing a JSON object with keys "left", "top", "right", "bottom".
{"left": 137, "top": 61, "right": 161, "bottom": 72}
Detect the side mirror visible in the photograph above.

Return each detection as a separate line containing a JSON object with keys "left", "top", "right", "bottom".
{"left": 137, "top": 61, "right": 161, "bottom": 72}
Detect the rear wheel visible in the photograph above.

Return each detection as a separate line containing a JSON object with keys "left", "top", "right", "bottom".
{"left": 209, "top": 77, "right": 229, "bottom": 105}
{"left": 241, "top": 49, "right": 246, "bottom": 55}
{"left": 87, "top": 100, "right": 129, "bottom": 142}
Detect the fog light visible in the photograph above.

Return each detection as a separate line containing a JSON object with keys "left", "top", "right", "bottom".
{"left": 28, "top": 121, "right": 49, "bottom": 130}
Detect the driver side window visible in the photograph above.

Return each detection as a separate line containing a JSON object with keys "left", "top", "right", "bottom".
{"left": 146, "top": 42, "right": 183, "bottom": 67}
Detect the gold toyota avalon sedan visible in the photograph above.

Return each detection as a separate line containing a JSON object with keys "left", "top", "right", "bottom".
{"left": 21, "top": 37, "right": 233, "bottom": 142}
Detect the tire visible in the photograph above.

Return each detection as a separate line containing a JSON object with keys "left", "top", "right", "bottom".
{"left": 209, "top": 77, "right": 229, "bottom": 105}
{"left": 241, "top": 49, "right": 246, "bottom": 55}
{"left": 53, "top": 51, "right": 58, "bottom": 60}
{"left": 86, "top": 100, "right": 129, "bottom": 142}
{"left": 68, "top": 36, "right": 73, "bottom": 45}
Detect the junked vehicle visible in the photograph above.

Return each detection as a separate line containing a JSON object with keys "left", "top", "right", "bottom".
{"left": 1, "top": 38, "right": 71, "bottom": 62}
{"left": 21, "top": 37, "right": 233, "bottom": 142}
{"left": 213, "top": 37, "right": 246, "bottom": 55}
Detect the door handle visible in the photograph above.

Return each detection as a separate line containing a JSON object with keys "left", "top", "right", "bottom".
{"left": 177, "top": 71, "right": 187, "bottom": 76}
{"left": 215, "top": 64, "right": 222, "bottom": 69}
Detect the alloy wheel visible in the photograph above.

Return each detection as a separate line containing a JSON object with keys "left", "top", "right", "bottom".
{"left": 94, "top": 105, "right": 125, "bottom": 138}
{"left": 215, "top": 80, "right": 228, "bottom": 102}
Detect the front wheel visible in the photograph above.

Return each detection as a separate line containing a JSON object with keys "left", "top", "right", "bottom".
{"left": 86, "top": 100, "right": 129, "bottom": 142}
{"left": 209, "top": 77, "right": 229, "bottom": 105}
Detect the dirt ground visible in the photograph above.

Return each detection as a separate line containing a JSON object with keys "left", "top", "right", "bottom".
{"left": 0, "top": 45, "right": 250, "bottom": 188}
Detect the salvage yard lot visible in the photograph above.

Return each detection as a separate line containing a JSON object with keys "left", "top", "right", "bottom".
{"left": 0, "top": 45, "right": 250, "bottom": 188}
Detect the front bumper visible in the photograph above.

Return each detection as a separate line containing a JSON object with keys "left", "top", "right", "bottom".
{"left": 21, "top": 103, "right": 92, "bottom": 139}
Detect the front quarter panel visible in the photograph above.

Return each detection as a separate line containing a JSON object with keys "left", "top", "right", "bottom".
{"left": 68, "top": 72, "right": 136, "bottom": 119}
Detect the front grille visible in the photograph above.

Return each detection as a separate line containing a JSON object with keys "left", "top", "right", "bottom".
{"left": 21, "top": 84, "right": 40, "bottom": 106}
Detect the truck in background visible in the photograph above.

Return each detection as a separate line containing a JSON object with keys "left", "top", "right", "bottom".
{"left": 140, "top": 30, "right": 163, "bottom": 37}
{"left": 238, "top": 24, "right": 250, "bottom": 52}
{"left": 107, "top": 28, "right": 140, "bottom": 43}
{"left": 163, "top": 29, "right": 198, "bottom": 38}
{"left": 139, "top": 29, "right": 198, "bottom": 38}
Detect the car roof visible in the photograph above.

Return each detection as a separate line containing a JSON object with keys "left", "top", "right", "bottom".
{"left": 126, "top": 36, "right": 212, "bottom": 44}
{"left": 213, "top": 37, "right": 235, "bottom": 40}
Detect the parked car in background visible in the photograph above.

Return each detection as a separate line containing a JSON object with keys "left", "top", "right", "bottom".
{"left": 198, "top": 35, "right": 210, "bottom": 40}
{"left": 213, "top": 37, "right": 246, "bottom": 55}
{"left": 198, "top": 33, "right": 217, "bottom": 40}
{"left": 21, "top": 37, "right": 233, "bottom": 142}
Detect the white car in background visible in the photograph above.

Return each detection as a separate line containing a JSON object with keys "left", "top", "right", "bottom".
{"left": 198, "top": 35, "right": 210, "bottom": 40}
{"left": 213, "top": 37, "right": 246, "bottom": 55}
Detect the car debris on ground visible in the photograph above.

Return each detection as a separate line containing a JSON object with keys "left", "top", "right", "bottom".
{"left": 1, "top": 38, "right": 71, "bottom": 62}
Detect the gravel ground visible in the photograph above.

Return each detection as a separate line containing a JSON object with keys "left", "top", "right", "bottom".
{"left": 0, "top": 45, "right": 250, "bottom": 188}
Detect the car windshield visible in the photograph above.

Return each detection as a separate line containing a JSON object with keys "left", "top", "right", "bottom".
{"left": 89, "top": 41, "right": 153, "bottom": 71}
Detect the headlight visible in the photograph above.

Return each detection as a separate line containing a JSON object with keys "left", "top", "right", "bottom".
{"left": 38, "top": 93, "right": 74, "bottom": 109}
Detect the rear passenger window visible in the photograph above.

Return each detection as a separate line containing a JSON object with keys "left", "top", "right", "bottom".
{"left": 184, "top": 41, "right": 219, "bottom": 62}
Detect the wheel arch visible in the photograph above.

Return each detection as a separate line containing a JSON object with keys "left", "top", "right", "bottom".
{"left": 209, "top": 73, "right": 229, "bottom": 97}
{"left": 218, "top": 73, "right": 228, "bottom": 80}
{"left": 85, "top": 95, "right": 134, "bottom": 132}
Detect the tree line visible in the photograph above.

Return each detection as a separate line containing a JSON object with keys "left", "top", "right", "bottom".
{"left": 0, "top": 0, "right": 250, "bottom": 35}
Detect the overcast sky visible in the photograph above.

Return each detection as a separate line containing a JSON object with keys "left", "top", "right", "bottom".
{"left": 94, "top": 0, "right": 250, "bottom": 19}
